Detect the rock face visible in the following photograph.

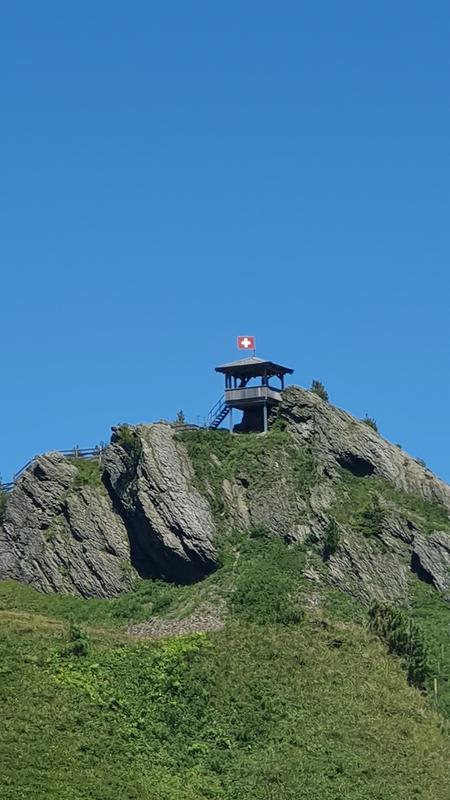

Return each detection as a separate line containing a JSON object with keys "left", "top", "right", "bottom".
{"left": 103, "top": 423, "right": 217, "bottom": 582}
{"left": 0, "top": 425, "right": 217, "bottom": 597}
{"left": 279, "top": 387, "right": 450, "bottom": 510}
{"left": 0, "top": 453, "right": 134, "bottom": 598}
{"left": 1, "top": 386, "right": 450, "bottom": 602}
{"left": 412, "top": 532, "right": 450, "bottom": 592}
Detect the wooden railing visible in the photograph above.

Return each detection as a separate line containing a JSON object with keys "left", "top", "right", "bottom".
{"left": 0, "top": 446, "right": 106, "bottom": 494}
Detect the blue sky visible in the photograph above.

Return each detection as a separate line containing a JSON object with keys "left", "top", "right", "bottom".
{"left": 1, "top": 2, "right": 449, "bottom": 483}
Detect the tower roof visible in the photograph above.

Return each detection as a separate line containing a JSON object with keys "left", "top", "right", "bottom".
{"left": 215, "top": 356, "right": 294, "bottom": 378}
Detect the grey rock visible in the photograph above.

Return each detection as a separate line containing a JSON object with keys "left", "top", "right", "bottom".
{"left": 2, "top": 387, "right": 450, "bottom": 607}
{"left": 280, "top": 387, "right": 450, "bottom": 510}
{"left": 103, "top": 423, "right": 217, "bottom": 581}
{"left": 0, "top": 453, "right": 135, "bottom": 598}
{"left": 412, "top": 532, "right": 450, "bottom": 592}
{"left": 328, "top": 529, "right": 410, "bottom": 604}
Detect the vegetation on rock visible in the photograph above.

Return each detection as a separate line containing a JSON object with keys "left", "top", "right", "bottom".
{"left": 362, "top": 415, "right": 378, "bottom": 432}
{"left": 69, "top": 457, "right": 103, "bottom": 489}
{"left": 116, "top": 424, "right": 143, "bottom": 465}
{"left": 331, "top": 469, "right": 450, "bottom": 536}
{"left": 310, "top": 379, "right": 329, "bottom": 401}
{"left": 322, "top": 518, "right": 340, "bottom": 560}
{"left": 0, "top": 487, "right": 7, "bottom": 524}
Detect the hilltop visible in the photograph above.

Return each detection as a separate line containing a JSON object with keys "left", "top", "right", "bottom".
{"left": 1, "top": 385, "right": 450, "bottom": 798}
{"left": 1, "top": 386, "right": 450, "bottom": 602}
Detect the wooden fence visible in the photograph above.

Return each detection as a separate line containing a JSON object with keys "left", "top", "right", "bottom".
{"left": 0, "top": 446, "right": 106, "bottom": 494}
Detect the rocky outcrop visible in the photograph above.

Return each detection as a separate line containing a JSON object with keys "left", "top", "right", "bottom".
{"left": 0, "top": 453, "right": 134, "bottom": 598}
{"left": 412, "top": 532, "right": 450, "bottom": 593}
{"left": 0, "top": 424, "right": 217, "bottom": 596}
{"left": 1, "top": 387, "right": 449, "bottom": 603}
{"left": 327, "top": 515, "right": 416, "bottom": 604}
{"left": 327, "top": 532, "right": 410, "bottom": 604}
{"left": 103, "top": 423, "right": 217, "bottom": 582}
{"left": 279, "top": 387, "right": 450, "bottom": 510}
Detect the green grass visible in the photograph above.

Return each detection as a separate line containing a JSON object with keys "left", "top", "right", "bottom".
{"left": 2, "top": 526, "right": 450, "bottom": 798}
{"left": 68, "top": 457, "right": 104, "bottom": 489}
{"left": 177, "top": 427, "right": 315, "bottom": 526}
{"left": 1, "top": 602, "right": 450, "bottom": 799}
{"left": 410, "top": 577, "right": 450, "bottom": 718}
{"left": 332, "top": 469, "right": 450, "bottom": 535}
{"left": 0, "top": 578, "right": 182, "bottom": 629}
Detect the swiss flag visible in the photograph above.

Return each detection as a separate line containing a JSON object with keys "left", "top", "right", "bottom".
{"left": 237, "top": 335, "right": 256, "bottom": 351}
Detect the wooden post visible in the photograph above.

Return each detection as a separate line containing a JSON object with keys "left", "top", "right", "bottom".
{"left": 229, "top": 407, "right": 233, "bottom": 433}
{"left": 263, "top": 401, "right": 268, "bottom": 433}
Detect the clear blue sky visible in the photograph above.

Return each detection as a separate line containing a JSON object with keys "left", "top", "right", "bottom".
{"left": 1, "top": 2, "right": 449, "bottom": 483}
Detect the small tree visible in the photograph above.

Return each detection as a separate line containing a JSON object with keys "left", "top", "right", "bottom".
{"left": 310, "top": 380, "right": 329, "bottom": 402}
{"left": 362, "top": 415, "right": 378, "bottom": 432}
{"left": 62, "top": 621, "right": 91, "bottom": 658}
{"left": 323, "top": 518, "right": 340, "bottom": 561}
{"left": 368, "top": 601, "right": 430, "bottom": 688}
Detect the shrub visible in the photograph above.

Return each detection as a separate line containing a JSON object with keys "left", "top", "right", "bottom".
{"left": 310, "top": 380, "right": 329, "bottom": 402}
{"left": 362, "top": 415, "right": 378, "bottom": 432}
{"left": 323, "top": 518, "right": 340, "bottom": 561}
{"left": 62, "top": 621, "right": 91, "bottom": 658}
{"left": 368, "top": 601, "right": 431, "bottom": 688}
{"left": 0, "top": 488, "right": 7, "bottom": 525}
{"left": 231, "top": 539, "right": 304, "bottom": 625}
{"left": 116, "top": 425, "right": 142, "bottom": 465}
{"left": 358, "top": 495, "right": 385, "bottom": 538}
{"left": 70, "top": 458, "right": 103, "bottom": 489}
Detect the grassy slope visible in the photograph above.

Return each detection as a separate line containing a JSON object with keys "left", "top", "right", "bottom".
{"left": 1, "top": 601, "right": 450, "bottom": 800}
{"left": 1, "top": 534, "right": 450, "bottom": 799}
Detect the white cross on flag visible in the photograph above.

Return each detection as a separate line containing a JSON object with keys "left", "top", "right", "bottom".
{"left": 237, "top": 335, "right": 255, "bottom": 351}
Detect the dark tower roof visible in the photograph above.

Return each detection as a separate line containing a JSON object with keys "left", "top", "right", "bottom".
{"left": 215, "top": 356, "right": 294, "bottom": 379}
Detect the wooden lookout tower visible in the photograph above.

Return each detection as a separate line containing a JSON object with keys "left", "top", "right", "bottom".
{"left": 208, "top": 357, "right": 294, "bottom": 433}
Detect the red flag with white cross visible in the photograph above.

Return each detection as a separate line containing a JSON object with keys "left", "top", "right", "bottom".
{"left": 237, "top": 335, "right": 256, "bottom": 351}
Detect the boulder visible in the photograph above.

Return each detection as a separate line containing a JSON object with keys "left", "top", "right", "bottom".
{"left": 103, "top": 423, "right": 217, "bottom": 582}
{"left": 0, "top": 453, "right": 134, "bottom": 597}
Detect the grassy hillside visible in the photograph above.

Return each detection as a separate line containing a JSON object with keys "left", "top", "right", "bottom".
{"left": 1, "top": 533, "right": 450, "bottom": 799}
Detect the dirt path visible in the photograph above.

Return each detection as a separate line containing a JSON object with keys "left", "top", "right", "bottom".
{"left": 128, "top": 603, "right": 226, "bottom": 639}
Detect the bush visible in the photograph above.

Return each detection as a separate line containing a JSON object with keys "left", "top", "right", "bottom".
{"left": 310, "top": 380, "right": 329, "bottom": 402}
{"left": 70, "top": 458, "right": 103, "bottom": 489}
{"left": 231, "top": 539, "right": 304, "bottom": 625}
{"left": 0, "top": 488, "right": 7, "bottom": 524}
{"left": 62, "top": 621, "right": 91, "bottom": 658}
{"left": 358, "top": 495, "right": 385, "bottom": 538}
{"left": 116, "top": 425, "right": 142, "bottom": 465}
{"left": 323, "top": 518, "right": 340, "bottom": 561}
{"left": 368, "top": 601, "right": 430, "bottom": 688}
{"left": 362, "top": 415, "right": 378, "bottom": 432}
